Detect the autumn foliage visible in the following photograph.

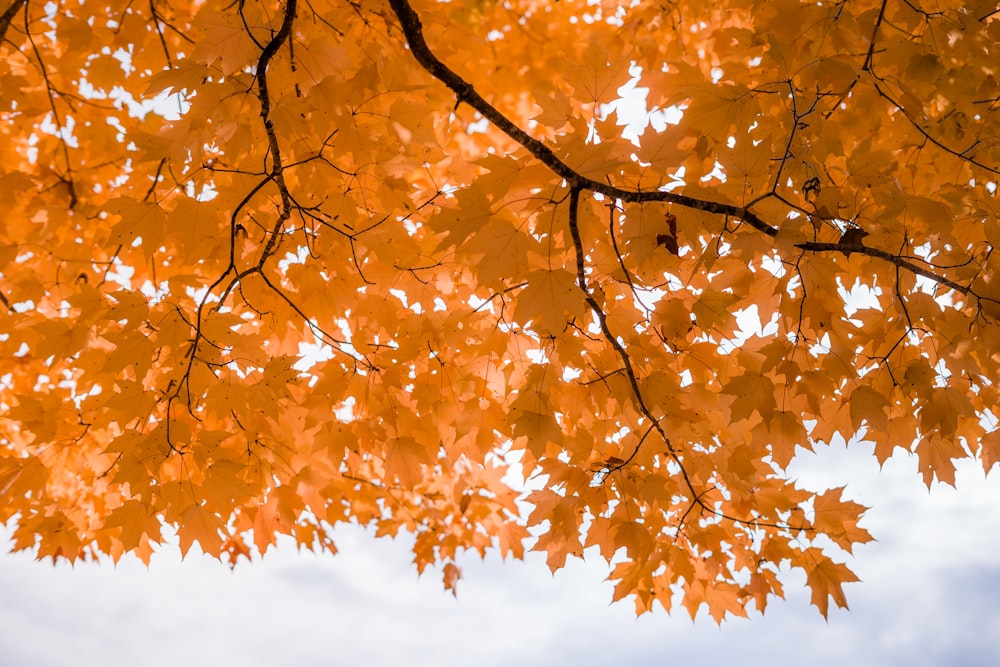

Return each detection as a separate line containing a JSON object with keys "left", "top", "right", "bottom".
{"left": 2, "top": 0, "right": 1000, "bottom": 620}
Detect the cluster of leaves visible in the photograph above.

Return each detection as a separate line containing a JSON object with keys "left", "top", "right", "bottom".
{"left": 2, "top": 0, "right": 999, "bottom": 620}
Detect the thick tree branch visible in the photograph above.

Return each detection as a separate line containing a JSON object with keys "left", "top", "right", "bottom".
{"left": 254, "top": 0, "right": 296, "bottom": 266}
{"left": 795, "top": 241, "right": 971, "bottom": 295}
{"left": 385, "top": 0, "right": 775, "bottom": 237}
{"left": 0, "top": 0, "right": 25, "bottom": 43}
{"left": 387, "top": 0, "right": 985, "bottom": 305}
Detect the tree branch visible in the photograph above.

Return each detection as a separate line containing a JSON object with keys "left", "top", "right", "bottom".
{"left": 795, "top": 241, "right": 971, "bottom": 295}
{"left": 385, "top": 0, "right": 775, "bottom": 236}
{"left": 254, "top": 0, "right": 297, "bottom": 267}
{"left": 386, "top": 0, "right": 987, "bottom": 305}
{"left": 0, "top": 0, "right": 25, "bottom": 43}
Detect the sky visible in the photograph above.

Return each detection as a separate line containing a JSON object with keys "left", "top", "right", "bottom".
{"left": 3, "top": 441, "right": 1000, "bottom": 667}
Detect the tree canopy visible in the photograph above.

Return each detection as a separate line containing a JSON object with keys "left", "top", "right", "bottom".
{"left": 2, "top": 0, "right": 1000, "bottom": 621}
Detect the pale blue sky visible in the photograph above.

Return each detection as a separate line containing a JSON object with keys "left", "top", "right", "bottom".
{"left": 3, "top": 442, "right": 1000, "bottom": 666}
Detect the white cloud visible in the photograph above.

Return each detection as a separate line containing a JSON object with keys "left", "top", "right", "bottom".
{"left": 3, "top": 443, "right": 1000, "bottom": 666}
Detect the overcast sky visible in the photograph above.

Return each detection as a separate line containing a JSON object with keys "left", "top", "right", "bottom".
{"left": 3, "top": 440, "right": 1000, "bottom": 667}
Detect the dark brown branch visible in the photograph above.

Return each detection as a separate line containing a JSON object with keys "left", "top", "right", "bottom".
{"left": 770, "top": 81, "right": 821, "bottom": 195}
{"left": 385, "top": 0, "right": 776, "bottom": 238}
{"left": 149, "top": 0, "right": 175, "bottom": 68}
{"left": 0, "top": 0, "right": 25, "bottom": 42}
{"left": 254, "top": 0, "right": 297, "bottom": 266}
{"left": 861, "top": 0, "right": 888, "bottom": 72}
{"left": 388, "top": 0, "right": 986, "bottom": 305}
{"left": 795, "top": 240, "right": 970, "bottom": 295}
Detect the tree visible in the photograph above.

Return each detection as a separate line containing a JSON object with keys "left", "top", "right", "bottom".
{"left": 1, "top": 0, "right": 998, "bottom": 621}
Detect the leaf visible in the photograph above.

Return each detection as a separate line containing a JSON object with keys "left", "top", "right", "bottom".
{"left": 560, "top": 37, "right": 632, "bottom": 104}
{"left": 804, "top": 548, "right": 860, "bottom": 618}
{"left": 920, "top": 386, "right": 974, "bottom": 437}
{"left": 105, "top": 499, "right": 162, "bottom": 555}
{"left": 442, "top": 562, "right": 462, "bottom": 596}
{"left": 614, "top": 521, "right": 654, "bottom": 561}
{"left": 915, "top": 435, "right": 964, "bottom": 488}
{"left": 190, "top": 11, "right": 260, "bottom": 76}
{"left": 107, "top": 197, "right": 168, "bottom": 262}
{"left": 691, "top": 290, "right": 739, "bottom": 332}
{"left": 178, "top": 504, "right": 225, "bottom": 558}
{"left": 849, "top": 385, "right": 890, "bottom": 433}
{"left": 654, "top": 297, "right": 693, "bottom": 341}
{"left": 722, "top": 371, "right": 777, "bottom": 423}
{"left": 767, "top": 411, "right": 810, "bottom": 468}
{"left": 980, "top": 429, "right": 1000, "bottom": 474}
{"left": 512, "top": 270, "right": 587, "bottom": 334}
{"left": 811, "top": 488, "right": 874, "bottom": 554}
{"left": 144, "top": 63, "right": 210, "bottom": 96}
{"left": 384, "top": 437, "right": 432, "bottom": 487}
{"left": 510, "top": 409, "right": 563, "bottom": 460}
